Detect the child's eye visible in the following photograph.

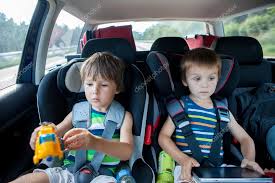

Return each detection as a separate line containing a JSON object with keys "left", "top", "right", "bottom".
{"left": 209, "top": 76, "right": 216, "bottom": 81}
{"left": 85, "top": 83, "right": 93, "bottom": 87}
{"left": 193, "top": 77, "right": 200, "bottom": 81}
{"left": 101, "top": 84, "right": 108, "bottom": 87}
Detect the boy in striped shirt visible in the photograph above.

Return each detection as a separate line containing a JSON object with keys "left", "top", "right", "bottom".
{"left": 158, "top": 48, "right": 263, "bottom": 183}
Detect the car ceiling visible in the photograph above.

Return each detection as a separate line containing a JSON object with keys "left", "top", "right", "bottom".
{"left": 62, "top": 0, "right": 275, "bottom": 24}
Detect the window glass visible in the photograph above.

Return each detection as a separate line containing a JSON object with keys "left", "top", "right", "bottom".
{"left": 98, "top": 21, "right": 207, "bottom": 51}
{"left": 224, "top": 7, "right": 275, "bottom": 57}
{"left": 45, "top": 10, "right": 84, "bottom": 71}
{"left": 0, "top": 0, "right": 37, "bottom": 90}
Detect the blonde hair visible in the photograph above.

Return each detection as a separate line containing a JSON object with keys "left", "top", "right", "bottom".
{"left": 181, "top": 48, "right": 221, "bottom": 82}
{"left": 80, "top": 52, "right": 125, "bottom": 92}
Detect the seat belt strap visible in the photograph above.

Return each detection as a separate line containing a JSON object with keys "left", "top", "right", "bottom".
{"left": 72, "top": 100, "right": 125, "bottom": 173}
{"left": 72, "top": 101, "right": 90, "bottom": 172}
{"left": 90, "top": 100, "right": 125, "bottom": 172}
{"left": 208, "top": 98, "right": 230, "bottom": 166}
{"left": 166, "top": 96, "right": 204, "bottom": 163}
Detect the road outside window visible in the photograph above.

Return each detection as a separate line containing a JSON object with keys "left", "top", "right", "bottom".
{"left": 0, "top": 0, "right": 36, "bottom": 90}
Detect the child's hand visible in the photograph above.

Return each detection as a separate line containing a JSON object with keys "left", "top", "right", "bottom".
{"left": 29, "top": 123, "right": 57, "bottom": 150}
{"left": 241, "top": 158, "right": 264, "bottom": 175}
{"left": 63, "top": 128, "right": 97, "bottom": 150}
{"left": 179, "top": 157, "right": 200, "bottom": 182}
{"left": 29, "top": 126, "right": 42, "bottom": 150}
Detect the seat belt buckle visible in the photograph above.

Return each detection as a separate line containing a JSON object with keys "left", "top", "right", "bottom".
{"left": 75, "top": 163, "right": 99, "bottom": 182}
{"left": 144, "top": 124, "right": 153, "bottom": 145}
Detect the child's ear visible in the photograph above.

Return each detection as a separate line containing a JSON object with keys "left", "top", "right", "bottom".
{"left": 115, "top": 90, "right": 120, "bottom": 94}
{"left": 182, "top": 80, "right": 187, "bottom": 87}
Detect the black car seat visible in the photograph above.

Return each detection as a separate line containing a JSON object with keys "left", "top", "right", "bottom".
{"left": 214, "top": 36, "right": 274, "bottom": 168}
{"left": 145, "top": 50, "right": 241, "bottom": 171}
{"left": 37, "top": 38, "right": 154, "bottom": 183}
{"left": 141, "top": 37, "right": 190, "bottom": 174}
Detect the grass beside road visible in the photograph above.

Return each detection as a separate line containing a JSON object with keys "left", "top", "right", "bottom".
{"left": 0, "top": 56, "right": 21, "bottom": 69}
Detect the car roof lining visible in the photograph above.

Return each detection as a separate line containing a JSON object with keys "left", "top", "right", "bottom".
{"left": 60, "top": 0, "right": 275, "bottom": 24}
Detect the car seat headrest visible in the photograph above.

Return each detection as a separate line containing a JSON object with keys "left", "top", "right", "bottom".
{"left": 215, "top": 36, "right": 263, "bottom": 65}
{"left": 150, "top": 37, "right": 190, "bottom": 54}
{"left": 94, "top": 25, "right": 136, "bottom": 51}
{"left": 81, "top": 38, "right": 135, "bottom": 64}
{"left": 146, "top": 52, "right": 239, "bottom": 99}
{"left": 214, "top": 55, "right": 240, "bottom": 98}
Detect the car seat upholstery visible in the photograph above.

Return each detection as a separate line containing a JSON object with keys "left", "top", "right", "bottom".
{"left": 37, "top": 38, "right": 154, "bottom": 183}
{"left": 214, "top": 36, "right": 274, "bottom": 168}
{"left": 94, "top": 25, "right": 136, "bottom": 51}
{"left": 145, "top": 50, "right": 241, "bottom": 171}
{"left": 150, "top": 37, "right": 190, "bottom": 97}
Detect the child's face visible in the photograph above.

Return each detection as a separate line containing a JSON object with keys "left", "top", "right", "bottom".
{"left": 83, "top": 75, "right": 118, "bottom": 111}
{"left": 182, "top": 64, "right": 219, "bottom": 101}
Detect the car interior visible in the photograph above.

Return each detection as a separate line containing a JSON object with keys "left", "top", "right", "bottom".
{"left": 0, "top": 0, "right": 275, "bottom": 182}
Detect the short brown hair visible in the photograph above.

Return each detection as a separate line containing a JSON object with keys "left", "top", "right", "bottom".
{"left": 181, "top": 48, "right": 221, "bottom": 82}
{"left": 80, "top": 52, "right": 125, "bottom": 92}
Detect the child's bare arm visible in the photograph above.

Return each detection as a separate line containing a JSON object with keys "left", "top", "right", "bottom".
{"left": 228, "top": 111, "right": 264, "bottom": 174}
{"left": 63, "top": 111, "right": 134, "bottom": 161}
{"left": 159, "top": 116, "right": 200, "bottom": 181}
{"left": 55, "top": 112, "right": 73, "bottom": 137}
{"left": 29, "top": 112, "right": 73, "bottom": 150}
{"left": 159, "top": 116, "right": 189, "bottom": 165}
{"left": 228, "top": 111, "right": 255, "bottom": 161}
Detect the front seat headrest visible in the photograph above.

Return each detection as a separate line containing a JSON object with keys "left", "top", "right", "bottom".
{"left": 215, "top": 36, "right": 263, "bottom": 65}
{"left": 150, "top": 37, "right": 190, "bottom": 54}
{"left": 81, "top": 38, "right": 135, "bottom": 64}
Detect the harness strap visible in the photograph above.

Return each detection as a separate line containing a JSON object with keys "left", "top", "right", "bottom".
{"left": 166, "top": 96, "right": 204, "bottom": 163}
{"left": 208, "top": 98, "right": 230, "bottom": 166}
{"left": 72, "top": 102, "right": 90, "bottom": 172}
{"left": 72, "top": 100, "right": 125, "bottom": 173}
{"left": 166, "top": 95, "right": 230, "bottom": 167}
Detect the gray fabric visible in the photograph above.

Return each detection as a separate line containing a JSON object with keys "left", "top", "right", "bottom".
{"left": 90, "top": 120, "right": 118, "bottom": 172}
{"left": 166, "top": 99, "right": 186, "bottom": 121}
{"left": 65, "top": 62, "right": 84, "bottom": 93}
{"left": 34, "top": 167, "right": 74, "bottom": 183}
{"left": 90, "top": 101, "right": 125, "bottom": 172}
{"left": 72, "top": 101, "right": 90, "bottom": 128}
{"left": 104, "top": 100, "right": 125, "bottom": 129}
{"left": 72, "top": 100, "right": 125, "bottom": 173}
{"left": 73, "top": 103, "right": 90, "bottom": 172}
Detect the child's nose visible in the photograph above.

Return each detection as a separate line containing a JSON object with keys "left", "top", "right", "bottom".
{"left": 92, "top": 85, "right": 99, "bottom": 94}
{"left": 201, "top": 81, "right": 208, "bottom": 88}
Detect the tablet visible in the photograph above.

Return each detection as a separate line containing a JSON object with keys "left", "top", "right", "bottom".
{"left": 192, "top": 167, "right": 272, "bottom": 183}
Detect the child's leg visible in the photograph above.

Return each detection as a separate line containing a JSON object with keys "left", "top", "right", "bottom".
{"left": 10, "top": 167, "right": 74, "bottom": 183}
{"left": 90, "top": 175, "right": 117, "bottom": 183}
{"left": 174, "top": 165, "right": 197, "bottom": 183}
{"left": 174, "top": 165, "right": 182, "bottom": 183}
{"left": 10, "top": 172, "right": 49, "bottom": 183}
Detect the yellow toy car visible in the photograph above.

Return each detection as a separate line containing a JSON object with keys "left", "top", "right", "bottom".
{"left": 33, "top": 123, "right": 63, "bottom": 164}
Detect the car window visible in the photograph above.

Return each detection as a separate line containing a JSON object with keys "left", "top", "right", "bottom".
{"left": 224, "top": 6, "right": 275, "bottom": 58}
{"left": 45, "top": 10, "right": 84, "bottom": 71}
{"left": 98, "top": 21, "right": 207, "bottom": 51}
{"left": 0, "top": 0, "right": 37, "bottom": 90}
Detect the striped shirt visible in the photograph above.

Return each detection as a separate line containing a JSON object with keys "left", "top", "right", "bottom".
{"left": 64, "top": 108, "right": 120, "bottom": 167}
{"left": 174, "top": 96, "right": 224, "bottom": 159}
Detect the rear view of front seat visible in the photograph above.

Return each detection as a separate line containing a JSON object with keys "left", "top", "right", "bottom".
{"left": 37, "top": 38, "right": 154, "bottom": 183}
{"left": 214, "top": 36, "right": 274, "bottom": 168}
